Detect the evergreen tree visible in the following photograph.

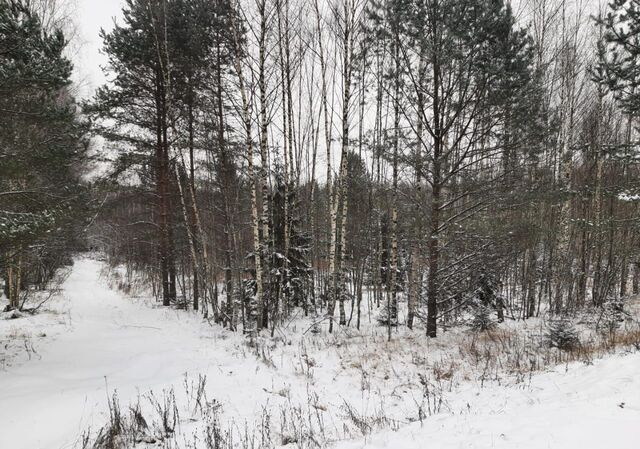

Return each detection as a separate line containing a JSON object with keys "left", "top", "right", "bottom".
{"left": 87, "top": 0, "right": 239, "bottom": 306}
{"left": 366, "top": 0, "right": 539, "bottom": 337}
{"left": 270, "top": 170, "right": 311, "bottom": 323}
{"left": 596, "top": 0, "right": 640, "bottom": 114}
{"left": 0, "top": 0, "right": 88, "bottom": 310}
{"left": 87, "top": 0, "right": 177, "bottom": 305}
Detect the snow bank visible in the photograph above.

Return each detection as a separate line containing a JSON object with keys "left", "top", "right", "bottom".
{"left": 336, "top": 351, "right": 640, "bottom": 449}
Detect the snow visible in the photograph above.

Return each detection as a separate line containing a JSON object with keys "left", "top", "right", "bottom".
{"left": 337, "top": 351, "right": 640, "bottom": 449}
{"left": 0, "top": 258, "right": 252, "bottom": 449}
{"left": 618, "top": 192, "right": 640, "bottom": 202}
{"left": 1, "top": 257, "right": 639, "bottom": 449}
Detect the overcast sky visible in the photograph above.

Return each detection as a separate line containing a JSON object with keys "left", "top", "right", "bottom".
{"left": 72, "top": 0, "right": 124, "bottom": 98}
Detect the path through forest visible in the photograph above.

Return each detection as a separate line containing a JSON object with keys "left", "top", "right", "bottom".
{"left": 0, "top": 258, "right": 226, "bottom": 449}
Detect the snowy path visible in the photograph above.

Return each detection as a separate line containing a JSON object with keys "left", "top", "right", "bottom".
{"left": 0, "top": 258, "right": 227, "bottom": 449}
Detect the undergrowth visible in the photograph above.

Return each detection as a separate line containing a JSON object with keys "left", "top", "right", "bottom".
{"left": 78, "top": 305, "right": 640, "bottom": 449}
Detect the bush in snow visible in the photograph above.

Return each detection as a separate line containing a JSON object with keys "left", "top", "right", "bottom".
{"left": 376, "top": 296, "right": 398, "bottom": 327}
{"left": 545, "top": 318, "right": 580, "bottom": 351}
{"left": 470, "top": 303, "right": 497, "bottom": 332}
{"left": 596, "top": 297, "right": 628, "bottom": 337}
{"left": 468, "top": 269, "right": 502, "bottom": 332}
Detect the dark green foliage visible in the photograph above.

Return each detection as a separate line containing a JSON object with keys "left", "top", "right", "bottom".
{"left": 597, "top": 297, "right": 628, "bottom": 336}
{"left": 545, "top": 319, "right": 581, "bottom": 351}
{"left": 470, "top": 270, "right": 500, "bottom": 331}
{"left": 477, "top": 270, "right": 499, "bottom": 307}
{"left": 86, "top": 0, "right": 241, "bottom": 158}
{"left": 0, "top": 0, "right": 89, "bottom": 292}
{"left": 0, "top": 1, "right": 72, "bottom": 93}
{"left": 470, "top": 304, "right": 497, "bottom": 332}
{"left": 87, "top": 0, "right": 242, "bottom": 306}
{"left": 270, "top": 171, "right": 312, "bottom": 315}
{"left": 595, "top": 0, "right": 640, "bottom": 114}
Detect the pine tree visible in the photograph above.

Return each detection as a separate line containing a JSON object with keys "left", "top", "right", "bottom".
{"left": 471, "top": 270, "right": 500, "bottom": 330}
{"left": 596, "top": 1, "right": 640, "bottom": 114}
{"left": 0, "top": 0, "right": 88, "bottom": 310}
{"left": 87, "top": 0, "right": 238, "bottom": 307}
{"left": 87, "top": 0, "right": 176, "bottom": 305}
{"left": 366, "top": 0, "right": 538, "bottom": 337}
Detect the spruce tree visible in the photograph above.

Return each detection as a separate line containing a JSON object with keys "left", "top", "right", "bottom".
{"left": 270, "top": 170, "right": 311, "bottom": 323}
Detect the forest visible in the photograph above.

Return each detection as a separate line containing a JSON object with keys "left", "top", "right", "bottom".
{"left": 84, "top": 0, "right": 640, "bottom": 339}
{"left": 2, "top": 0, "right": 640, "bottom": 448}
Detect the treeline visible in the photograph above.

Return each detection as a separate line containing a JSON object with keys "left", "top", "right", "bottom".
{"left": 0, "top": 0, "right": 89, "bottom": 311}
{"left": 83, "top": 0, "right": 640, "bottom": 339}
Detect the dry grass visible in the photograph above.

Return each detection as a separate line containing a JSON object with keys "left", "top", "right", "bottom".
{"left": 77, "top": 303, "right": 640, "bottom": 449}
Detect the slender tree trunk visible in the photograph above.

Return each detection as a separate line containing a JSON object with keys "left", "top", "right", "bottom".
{"left": 231, "top": 22, "right": 262, "bottom": 339}
{"left": 338, "top": 192, "right": 348, "bottom": 325}
{"left": 314, "top": 0, "right": 333, "bottom": 269}
{"left": 187, "top": 98, "right": 199, "bottom": 311}
{"left": 389, "top": 37, "right": 400, "bottom": 338}
{"left": 258, "top": 0, "right": 271, "bottom": 329}
{"left": 407, "top": 51, "right": 425, "bottom": 331}
{"left": 155, "top": 70, "right": 171, "bottom": 306}
{"left": 426, "top": 35, "right": 441, "bottom": 338}
{"left": 174, "top": 162, "right": 199, "bottom": 311}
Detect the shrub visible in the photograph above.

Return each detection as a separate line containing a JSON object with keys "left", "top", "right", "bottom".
{"left": 597, "top": 297, "right": 627, "bottom": 336}
{"left": 470, "top": 304, "right": 497, "bottom": 332}
{"left": 545, "top": 318, "right": 580, "bottom": 351}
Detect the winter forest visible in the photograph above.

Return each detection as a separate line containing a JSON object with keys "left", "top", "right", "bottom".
{"left": 2, "top": 0, "right": 640, "bottom": 447}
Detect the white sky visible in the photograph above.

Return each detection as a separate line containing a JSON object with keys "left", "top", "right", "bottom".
{"left": 72, "top": 0, "right": 124, "bottom": 98}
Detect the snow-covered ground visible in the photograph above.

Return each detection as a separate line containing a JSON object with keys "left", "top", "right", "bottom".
{"left": 0, "top": 258, "right": 260, "bottom": 449}
{"left": 0, "top": 257, "right": 638, "bottom": 449}
{"left": 337, "top": 351, "right": 640, "bottom": 449}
